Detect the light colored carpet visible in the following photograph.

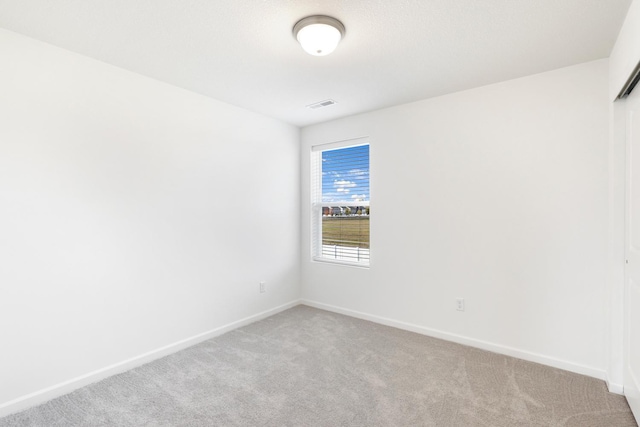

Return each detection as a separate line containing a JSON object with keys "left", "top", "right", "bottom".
{"left": 0, "top": 305, "right": 636, "bottom": 426}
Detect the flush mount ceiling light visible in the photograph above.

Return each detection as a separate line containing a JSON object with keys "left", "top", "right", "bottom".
{"left": 293, "top": 15, "right": 345, "bottom": 56}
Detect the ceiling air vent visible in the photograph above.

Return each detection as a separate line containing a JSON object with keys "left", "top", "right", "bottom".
{"left": 306, "top": 99, "right": 337, "bottom": 110}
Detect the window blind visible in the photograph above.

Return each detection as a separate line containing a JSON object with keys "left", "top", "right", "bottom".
{"left": 311, "top": 141, "right": 370, "bottom": 265}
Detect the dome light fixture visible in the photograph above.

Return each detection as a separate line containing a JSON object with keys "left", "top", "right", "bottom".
{"left": 293, "top": 15, "right": 345, "bottom": 56}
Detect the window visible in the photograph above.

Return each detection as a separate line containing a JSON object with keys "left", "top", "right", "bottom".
{"left": 311, "top": 139, "right": 370, "bottom": 266}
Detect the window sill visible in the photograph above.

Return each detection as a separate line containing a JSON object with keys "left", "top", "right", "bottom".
{"left": 312, "top": 257, "right": 370, "bottom": 269}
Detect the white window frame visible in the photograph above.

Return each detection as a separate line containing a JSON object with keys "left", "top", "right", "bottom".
{"left": 311, "top": 137, "right": 370, "bottom": 268}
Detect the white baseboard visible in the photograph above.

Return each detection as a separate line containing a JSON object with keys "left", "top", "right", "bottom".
{"left": 301, "top": 299, "right": 608, "bottom": 383}
{"left": 606, "top": 377, "right": 625, "bottom": 395}
{"left": 0, "top": 300, "right": 301, "bottom": 419}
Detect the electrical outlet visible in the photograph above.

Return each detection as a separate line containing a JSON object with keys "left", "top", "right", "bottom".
{"left": 456, "top": 298, "right": 465, "bottom": 311}
{"left": 259, "top": 282, "right": 266, "bottom": 293}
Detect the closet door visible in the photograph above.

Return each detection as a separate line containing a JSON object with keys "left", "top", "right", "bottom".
{"left": 624, "top": 83, "right": 640, "bottom": 421}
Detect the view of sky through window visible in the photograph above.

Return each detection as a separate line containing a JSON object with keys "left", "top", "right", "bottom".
{"left": 321, "top": 145, "right": 369, "bottom": 204}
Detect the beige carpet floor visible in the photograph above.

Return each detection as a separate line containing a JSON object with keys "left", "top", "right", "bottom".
{"left": 0, "top": 305, "right": 636, "bottom": 426}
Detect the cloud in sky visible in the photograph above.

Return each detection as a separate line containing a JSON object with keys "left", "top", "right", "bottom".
{"left": 334, "top": 180, "right": 356, "bottom": 188}
{"left": 324, "top": 179, "right": 368, "bottom": 202}
{"left": 334, "top": 179, "right": 357, "bottom": 195}
{"left": 349, "top": 169, "right": 369, "bottom": 177}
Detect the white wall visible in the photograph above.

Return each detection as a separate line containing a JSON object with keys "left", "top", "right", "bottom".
{"left": 0, "top": 29, "right": 300, "bottom": 413}
{"left": 606, "top": 99, "right": 627, "bottom": 393}
{"left": 301, "top": 60, "right": 610, "bottom": 379}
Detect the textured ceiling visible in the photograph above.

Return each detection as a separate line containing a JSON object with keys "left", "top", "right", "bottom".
{"left": 0, "top": 0, "right": 633, "bottom": 127}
